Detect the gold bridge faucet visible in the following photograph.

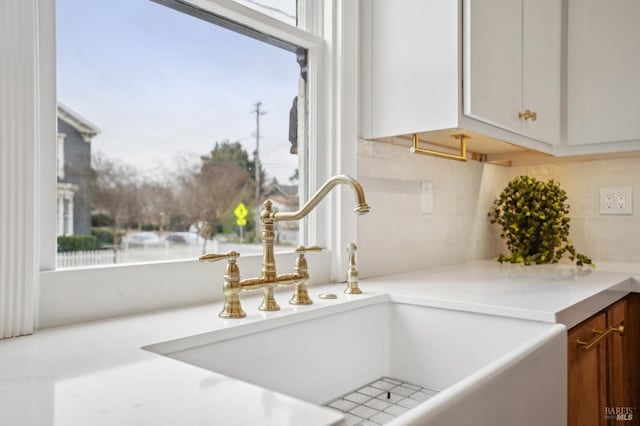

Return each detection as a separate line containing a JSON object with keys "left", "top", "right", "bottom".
{"left": 200, "top": 174, "right": 370, "bottom": 318}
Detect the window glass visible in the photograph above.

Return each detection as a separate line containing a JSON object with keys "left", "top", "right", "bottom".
{"left": 56, "top": 0, "right": 305, "bottom": 268}
{"left": 232, "top": 0, "right": 297, "bottom": 26}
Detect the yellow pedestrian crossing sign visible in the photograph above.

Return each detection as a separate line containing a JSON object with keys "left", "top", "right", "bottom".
{"left": 234, "top": 202, "right": 248, "bottom": 226}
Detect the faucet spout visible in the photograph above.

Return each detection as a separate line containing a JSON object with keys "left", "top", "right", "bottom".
{"left": 246, "top": 174, "right": 370, "bottom": 310}
{"left": 273, "top": 174, "right": 370, "bottom": 222}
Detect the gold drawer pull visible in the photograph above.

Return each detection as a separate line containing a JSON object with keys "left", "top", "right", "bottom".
{"left": 577, "top": 324, "right": 624, "bottom": 350}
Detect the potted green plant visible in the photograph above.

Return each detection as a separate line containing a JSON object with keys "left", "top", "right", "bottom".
{"left": 488, "top": 175, "right": 593, "bottom": 267}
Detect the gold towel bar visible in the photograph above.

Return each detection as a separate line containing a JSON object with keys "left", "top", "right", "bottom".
{"left": 410, "top": 133, "right": 468, "bottom": 161}
{"left": 576, "top": 324, "right": 624, "bottom": 351}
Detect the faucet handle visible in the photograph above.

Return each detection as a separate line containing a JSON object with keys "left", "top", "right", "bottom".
{"left": 295, "top": 245, "right": 323, "bottom": 254}
{"left": 290, "top": 246, "right": 321, "bottom": 306}
{"left": 199, "top": 251, "right": 245, "bottom": 319}
{"left": 199, "top": 251, "right": 240, "bottom": 262}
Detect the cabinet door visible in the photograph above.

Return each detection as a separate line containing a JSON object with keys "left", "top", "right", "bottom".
{"left": 464, "top": 0, "right": 560, "bottom": 144}
{"left": 361, "top": 0, "right": 459, "bottom": 139}
{"left": 464, "top": 0, "right": 523, "bottom": 133}
{"left": 568, "top": 312, "right": 607, "bottom": 426}
{"left": 522, "top": 0, "right": 561, "bottom": 144}
{"left": 567, "top": 0, "right": 640, "bottom": 145}
{"left": 626, "top": 294, "right": 640, "bottom": 413}
{"left": 606, "top": 299, "right": 629, "bottom": 412}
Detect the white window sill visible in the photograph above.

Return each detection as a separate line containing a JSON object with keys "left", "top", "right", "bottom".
{"left": 39, "top": 250, "right": 331, "bottom": 328}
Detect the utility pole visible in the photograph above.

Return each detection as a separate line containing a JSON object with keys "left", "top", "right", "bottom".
{"left": 252, "top": 101, "right": 266, "bottom": 238}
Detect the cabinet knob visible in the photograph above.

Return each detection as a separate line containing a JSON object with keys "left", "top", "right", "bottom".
{"left": 518, "top": 109, "right": 538, "bottom": 121}
{"left": 518, "top": 109, "right": 537, "bottom": 121}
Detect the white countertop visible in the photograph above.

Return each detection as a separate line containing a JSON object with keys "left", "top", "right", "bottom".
{"left": 363, "top": 260, "right": 636, "bottom": 329}
{"left": 1, "top": 260, "right": 638, "bottom": 426}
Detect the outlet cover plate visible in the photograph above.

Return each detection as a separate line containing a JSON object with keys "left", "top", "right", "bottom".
{"left": 600, "top": 187, "right": 633, "bottom": 215}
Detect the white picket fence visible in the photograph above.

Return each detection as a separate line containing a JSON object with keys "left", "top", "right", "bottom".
{"left": 56, "top": 240, "right": 293, "bottom": 268}
{"left": 56, "top": 242, "right": 219, "bottom": 268}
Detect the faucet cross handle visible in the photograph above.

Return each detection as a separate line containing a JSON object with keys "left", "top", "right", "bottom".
{"left": 292, "top": 245, "right": 324, "bottom": 277}
{"left": 199, "top": 251, "right": 245, "bottom": 319}
{"left": 199, "top": 251, "right": 240, "bottom": 262}
{"left": 295, "top": 245, "right": 323, "bottom": 254}
{"left": 288, "top": 245, "right": 323, "bottom": 306}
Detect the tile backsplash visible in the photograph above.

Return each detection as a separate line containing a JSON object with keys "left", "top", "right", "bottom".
{"left": 357, "top": 140, "right": 640, "bottom": 278}
{"left": 357, "top": 140, "right": 503, "bottom": 278}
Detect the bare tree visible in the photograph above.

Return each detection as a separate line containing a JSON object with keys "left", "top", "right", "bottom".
{"left": 90, "top": 153, "right": 139, "bottom": 262}
{"left": 137, "top": 180, "right": 177, "bottom": 232}
{"left": 177, "top": 160, "right": 253, "bottom": 253}
{"left": 91, "top": 146, "right": 255, "bottom": 260}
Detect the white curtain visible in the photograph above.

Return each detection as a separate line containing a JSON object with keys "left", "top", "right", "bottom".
{"left": 0, "top": 0, "right": 42, "bottom": 338}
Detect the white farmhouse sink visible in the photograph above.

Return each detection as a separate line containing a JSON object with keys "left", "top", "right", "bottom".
{"left": 145, "top": 295, "right": 566, "bottom": 425}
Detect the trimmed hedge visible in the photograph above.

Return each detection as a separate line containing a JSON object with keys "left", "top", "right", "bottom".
{"left": 91, "top": 228, "right": 115, "bottom": 248}
{"left": 57, "top": 235, "right": 98, "bottom": 252}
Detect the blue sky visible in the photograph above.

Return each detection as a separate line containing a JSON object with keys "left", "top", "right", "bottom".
{"left": 56, "top": 0, "right": 301, "bottom": 183}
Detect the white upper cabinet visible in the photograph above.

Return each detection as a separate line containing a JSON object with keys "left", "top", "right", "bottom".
{"left": 361, "top": 0, "right": 640, "bottom": 159}
{"left": 464, "top": 0, "right": 561, "bottom": 145}
{"left": 360, "top": 0, "right": 562, "bottom": 157}
{"left": 567, "top": 0, "right": 640, "bottom": 147}
{"left": 360, "top": 0, "right": 460, "bottom": 140}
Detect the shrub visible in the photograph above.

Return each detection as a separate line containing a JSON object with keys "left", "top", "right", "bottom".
{"left": 57, "top": 235, "right": 98, "bottom": 252}
{"left": 91, "top": 213, "right": 113, "bottom": 227}
{"left": 91, "top": 228, "right": 117, "bottom": 248}
{"left": 488, "top": 175, "right": 593, "bottom": 267}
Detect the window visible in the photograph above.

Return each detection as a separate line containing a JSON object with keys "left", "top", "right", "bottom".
{"left": 3, "top": 0, "right": 361, "bottom": 332}
{"left": 55, "top": 0, "right": 308, "bottom": 268}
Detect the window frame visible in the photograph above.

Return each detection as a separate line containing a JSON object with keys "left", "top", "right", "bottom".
{"left": 56, "top": 133, "right": 65, "bottom": 180}
{"left": 33, "top": 0, "right": 360, "bottom": 328}
{"left": 43, "top": 0, "right": 323, "bottom": 270}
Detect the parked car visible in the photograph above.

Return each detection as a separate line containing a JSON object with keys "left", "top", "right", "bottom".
{"left": 163, "top": 233, "right": 187, "bottom": 245}
{"left": 162, "top": 232, "right": 203, "bottom": 246}
{"left": 122, "top": 231, "right": 161, "bottom": 247}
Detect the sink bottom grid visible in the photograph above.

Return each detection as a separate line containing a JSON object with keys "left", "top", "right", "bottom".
{"left": 323, "top": 376, "right": 440, "bottom": 426}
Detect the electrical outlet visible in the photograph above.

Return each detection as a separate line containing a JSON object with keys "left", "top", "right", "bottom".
{"left": 604, "top": 193, "right": 614, "bottom": 210}
{"left": 600, "top": 187, "right": 633, "bottom": 215}
{"left": 616, "top": 192, "right": 628, "bottom": 209}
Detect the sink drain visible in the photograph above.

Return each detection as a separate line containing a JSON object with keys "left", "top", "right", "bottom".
{"left": 323, "top": 377, "right": 440, "bottom": 425}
